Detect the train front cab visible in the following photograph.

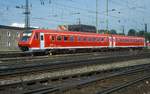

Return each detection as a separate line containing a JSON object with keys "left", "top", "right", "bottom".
{"left": 18, "top": 30, "right": 33, "bottom": 51}
{"left": 18, "top": 30, "right": 45, "bottom": 52}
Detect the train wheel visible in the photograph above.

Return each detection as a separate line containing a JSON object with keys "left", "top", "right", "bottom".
{"left": 20, "top": 46, "right": 29, "bottom": 52}
{"left": 48, "top": 51, "right": 53, "bottom": 55}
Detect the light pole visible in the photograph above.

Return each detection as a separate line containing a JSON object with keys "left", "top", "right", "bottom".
{"left": 106, "top": 0, "right": 109, "bottom": 33}
{"left": 16, "top": 0, "right": 30, "bottom": 31}
{"left": 96, "top": 0, "right": 98, "bottom": 33}
{"left": 24, "top": 0, "right": 30, "bottom": 31}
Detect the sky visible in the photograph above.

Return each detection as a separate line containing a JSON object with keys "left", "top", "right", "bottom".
{"left": 0, "top": 0, "right": 149, "bottom": 34}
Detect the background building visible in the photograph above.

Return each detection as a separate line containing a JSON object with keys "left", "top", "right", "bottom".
{"left": 0, "top": 25, "right": 25, "bottom": 51}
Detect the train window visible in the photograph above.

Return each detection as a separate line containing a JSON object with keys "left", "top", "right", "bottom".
{"left": 118, "top": 38, "right": 121, "bottom": 42}
{"left": 139, "top": 39, "right": 141, "bottom": 42}
{"left": 57, "top": 36, "right": 62, "bottom": 41}
{"left": 92, "top": 37, "right": 96, "bottom": 41}
{"left": 138, "top": 39, "right": 140, "bottom": 42}
{"left": 97, "top": 38, "right": 100, "bottom": 41}
{"left": 106, "top": 37, "right": 109, "bottom": 42}
{"left": 83, "top": 37, "right": 86, "bottom": 41}
{"left": 34, "top": 33, "right": 39, "bottom": 40}
{"left": 129, "top": 39, "right": 131, "bottom": 42}
{"left": 88, "top": 37, "right": 91, "bottom": 41}
{"left": 51, "top": 36, "right": 55, "bottom": 41}
{"left": 135, "top": 39, "right": 137, "bottom": 42}
{"left": 40, "top": 35, "right": 44, "bottom": 41}
{"left": 101, "top": 37, "right": 104, "bottom": 41}
{"left": 70, "top": 36, "right": 74, "bottom": 42}
{"left": 21, "top": 31, "right": 32, "bottom": 41}
{"left": 78, "top": 36, "right": 81, "bottom": 41}
{"left": 126, "top": 39, "right": 129, "bottom": 42}
{"left": 64, "top": 36, "right": 68, "bottom": 41}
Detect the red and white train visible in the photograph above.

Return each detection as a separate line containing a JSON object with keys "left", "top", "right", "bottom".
{"left": 18, "top": 29, "right": 145, "bottom": 53}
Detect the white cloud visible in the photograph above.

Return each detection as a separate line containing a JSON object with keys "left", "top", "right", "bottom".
{"left": 10, "top": 23, "right": 39, "bottom": 28}
{"left": 10, "top": 23, "right": 25, "bottom": 28}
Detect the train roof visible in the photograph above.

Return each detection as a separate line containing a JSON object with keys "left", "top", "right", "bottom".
{"left": 32, "top": 29, "right": 145, "bottom": 39}
{"left": 112, "top": 34, "right": 144, "bottom": 39}
{"left": 33, "top": 29, "right": 109, "bottom": 36}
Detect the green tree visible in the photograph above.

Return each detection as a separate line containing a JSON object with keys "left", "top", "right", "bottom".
{"left": 98, "top": 29, "right": 110, "bottom": 34}
{"left": 128, "top": 29, "right": 137, "bottom": 36}
{"left": 118, "top": 33, "right": 125, "bottom": 35}
{"left": 110, "top": 29, "right": 117, "bottom": 34}
{"left": 137, "top": 30, "right": 145, "bottom": 37}
{"left": 144, "top": 32, "right": 150, "bottom": 42}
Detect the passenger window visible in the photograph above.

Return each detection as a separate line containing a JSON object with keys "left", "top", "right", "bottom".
{"left": 70, "top": 36, "right": 74, "bottom": 42}
{"left": 105, "top": 37, "right": 108, "bottom": 41}
{"left": 92, "top": 37, "right": 96, "bottom": 41}
{"left": 101, "top": 37, "right": 104, "bottom": 41}
{"left": 51, "top": 36, "right": 55, "bottom": 41}
{"left": 64, "top": 36, "right": 68, "bottom": 41}
{"left": 57, "top": 36, "right": 62, "bottom": 41}
{"left": 83, "top": 37, "right": 86, "bottom": 41}
{"left": 97, "top": 38, "right": 100, "bottom": 41}
{"left": 78, "top": 36, "right": 81, "bottom": 41}
{"left": 88, "top": 37, "right": 91, "bottom": 41}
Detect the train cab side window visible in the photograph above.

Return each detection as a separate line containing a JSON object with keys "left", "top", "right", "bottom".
{"left": 51, "top": 36, "right": 55, "bottom": 41}
{"left": 34, "top": 33, "right": 39, "bottom": 40}
{"left": 57, "top": 36, "right": 62, "bottom": 41}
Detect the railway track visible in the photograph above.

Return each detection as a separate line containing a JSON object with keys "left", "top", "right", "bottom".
{"left": 24, "top": 64, "right": 150, "bottom": 94}
{"left": 0, "top": 51, "right": 149, "bottom": 76}
{"left": 0, "top": 49, "right": 149, "bottom": 62}
{"left": 0, "top": 51, "right": 32, "bottom": 58}
{"left": 0, "top": 49, "right": 149, "bottom": 63}
{"left": 4, "top": 62, "right": 150, "bottom": 94}
{"left": 97, "top": 75, "right": 150, "bottom": 94}
{"left": 0, "top": 52, "right": 150, "bottom": 94}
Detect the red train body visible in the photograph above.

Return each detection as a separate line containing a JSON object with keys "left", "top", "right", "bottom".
{"left": 18, "top": 29, "right": 145, "bottom": 52}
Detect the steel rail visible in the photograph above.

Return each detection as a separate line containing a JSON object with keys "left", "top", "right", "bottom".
{"left": 0, "top": 52, "right": 149, "bottom": 76}
{"left": 97, "top": 74, "right": 150, "bottom": 94}
{"left": 0, "top": 50, "right": 129, "bottom": 61}
{"left": 0, "top": 49, "right": 148, "bottom": 60}
{"left": 23, "top": 63, "right": 150, "bottom": 94}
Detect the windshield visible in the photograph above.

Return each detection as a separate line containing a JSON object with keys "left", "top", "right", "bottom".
{"left": 21, "top": 31, "right": 32, "bottom": 41}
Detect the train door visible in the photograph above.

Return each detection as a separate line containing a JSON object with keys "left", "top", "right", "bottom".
{"left": 40, "top": 33, "right": 45, "bottom": 49}
{"left": 113, "top": 37, "right": 116, "bottom": 47}
{"left": 109, "top": 36, "right": 113, "bottom": 48}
